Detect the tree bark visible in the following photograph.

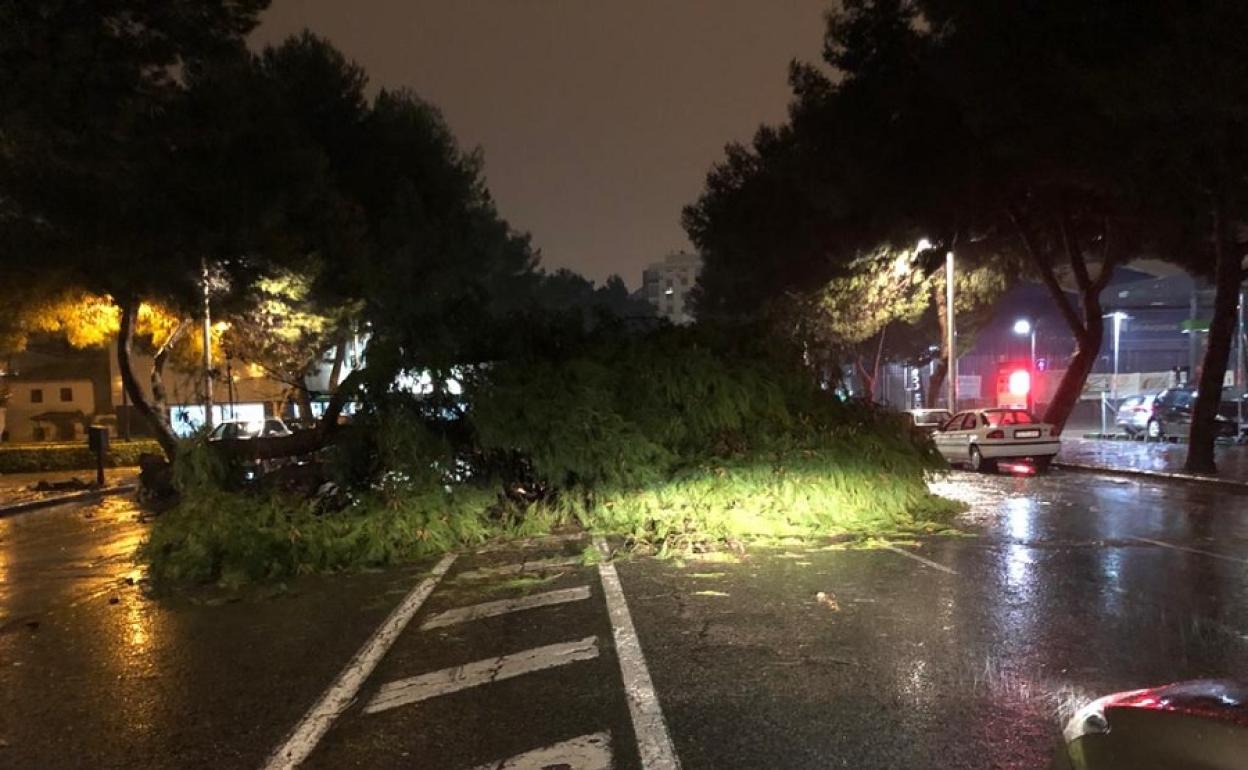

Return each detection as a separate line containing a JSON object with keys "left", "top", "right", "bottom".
{"left": 117, "top": 299, "right": 179, "bottom": 461}
{"left": 1185, "top": 202, "right": 1242, "bottom": 474}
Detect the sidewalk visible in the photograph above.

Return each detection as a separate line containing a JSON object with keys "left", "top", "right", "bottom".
{"left": 1056, "top": 437, "right": 1248, "bottom": 487}
{"left": 0, "top": 467, "right": 139, "bottom": 512}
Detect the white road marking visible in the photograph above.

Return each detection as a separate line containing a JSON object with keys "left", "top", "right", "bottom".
{"left": 880, "top": 543, "right": 958, "bottom": 575}
{"left": 364, "top": 636, "right": 600, "bottom": 714}
{"left": 454, "top": 555, "right": 583, "bottom": 581}
{"left": 470, "top": 732, "right": 613, "bottom": 770}
{"left": 1131, "top": 537, "right": 1248, "bottom": 566}
{"left": 420, "top": 586, "right": 592, "bottom": 630}
{"left": 261, "top": 553, "right": 457, "bottom": 770}
{"left": 594, "top": 537, "right": 682, "bottom": 770}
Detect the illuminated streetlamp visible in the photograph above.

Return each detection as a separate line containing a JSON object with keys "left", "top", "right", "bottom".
{"left": 1013, "top": 318, "right": 1036, "bottom": 369}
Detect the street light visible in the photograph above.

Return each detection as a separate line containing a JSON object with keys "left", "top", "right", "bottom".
{"left": 945, "top": 249, "right": 956, "bottom": 412}
{"left": 1013, "top": 318, "right": 1036, "bottom": 369}
{"left": 1102, "top": 311, "right": 1129, "bottom": 403}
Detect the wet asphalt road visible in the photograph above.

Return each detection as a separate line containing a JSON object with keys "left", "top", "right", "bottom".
{"left": 2, "top": 469, "right": 1248, "bottom": 769}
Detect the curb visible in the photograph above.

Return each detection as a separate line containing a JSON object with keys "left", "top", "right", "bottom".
{"left": 0, "top": 484, "right": 138, "bottom": 518}
{"left": 1053, "top": 461, "right": 1248, "bottom": 492}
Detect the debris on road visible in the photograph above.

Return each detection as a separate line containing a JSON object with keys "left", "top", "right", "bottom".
{"left": 815, "top": 591, "right": 840, "bottom": 611}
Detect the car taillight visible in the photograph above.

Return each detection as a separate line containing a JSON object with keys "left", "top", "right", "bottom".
{"left": 986, "top": 429, "right": 1005, "bottom": 439}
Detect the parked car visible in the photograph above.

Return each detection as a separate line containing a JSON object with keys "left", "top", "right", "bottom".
{"left": 905, "top": 408, "right": 953, "bottom": 434}
{"left": 1130, "top": 388, "right": 1238, "bottom": 440}
{"left": 933, "top": 407, "right": 1061, "bottom": 473}
{"left": 1114, "top": 394, "right": 1158, "bottom": 437}
{"left": 206, "top": 418, "right": 293, "bottom": 441}
{"left": 1055, "top": 679, "right": 1248, "bottom": 769}
{"left": 206, "top": 418, "right": 294, "bottom": 483}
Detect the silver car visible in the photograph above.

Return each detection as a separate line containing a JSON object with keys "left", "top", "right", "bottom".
{"left": 1114, "top": 394, "right": 1156, "bottom": 437}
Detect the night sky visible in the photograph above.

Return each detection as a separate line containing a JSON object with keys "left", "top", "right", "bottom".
{"left": 252, "top": 0, "right": 833, "bottom": 285}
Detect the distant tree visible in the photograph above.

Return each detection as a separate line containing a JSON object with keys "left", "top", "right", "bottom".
{"left": 0, "top": 1, "right": 320, "bottom": 459}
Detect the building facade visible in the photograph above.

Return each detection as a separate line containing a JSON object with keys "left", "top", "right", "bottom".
{"left": 639, "top": 252, "right": 701, "bottom": 324}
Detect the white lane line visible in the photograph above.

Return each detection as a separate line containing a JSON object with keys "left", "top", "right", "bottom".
{"left": 1131, "top": 537, "right": 1248, "bottom": 566}
{"left": 454, "top": 555, "right": 583, "bottom": 581}
{"left": 594, "top": 537, "right": 682, "bottom": 770}
{"left": 470, "top": 732, "right": 613, "bottom": 770}
{"left": 421, "top": 586, "right": 592, "bottom": 630}
{"left": 364, "top": 636, "right": 600, "bottom": 714}
{"left": 880, "top": 543, "right": 958, "bottom": 575}
{"left": 262, "top": 553, "right": 457, "bottom": 770}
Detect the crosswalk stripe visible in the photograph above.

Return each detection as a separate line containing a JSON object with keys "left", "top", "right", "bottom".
{"left": 880, "top": 543, "right": 958, "bottom": 574}
{"left": 469, "top": 732, "right": 613, "bottom": 770}
{"left": 595, "top": 538, "right": 682, "bottom": 770}
{"left": 364, "top": 636, "right": 600, "bottom": 714}
{"left": 262, "top": 553, "right": 457, "bottom": 770}
{"left": 454, "top": 556, "right": 583, "bottom": 582}
{"left": 1131, "top": 536, "right": 1248, "bottom": 565}
{"left": 421, "top": 586, "right": 592, "bottom": 630}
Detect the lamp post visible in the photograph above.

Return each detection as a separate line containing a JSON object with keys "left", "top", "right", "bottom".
{"left": 945, "top": 250, "right": 956, "bottom": 412}
{"left": 1013, "top": 318, "right": 1036, "bottom": 369}
{"left": 1100, "top": 311, "right": 1129, "bottom": 404}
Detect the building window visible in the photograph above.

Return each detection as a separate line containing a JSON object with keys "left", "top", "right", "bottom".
{"left": 60, "top": 387, "right": 73, "bottom": 402}
{"left": 30, "top": 388, "right": 43, "bottom": 404}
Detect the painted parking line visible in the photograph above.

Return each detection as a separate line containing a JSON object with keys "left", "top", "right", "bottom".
{"left": 880, "top": 543, "right": 958, "bottom": 575}
{"left": 364, "top": 636, "right": 601, "bottom": 714}
{"left": 421, "top": 586, "right": 592, "bottom": 630}
{"left": 454, "top": 555, "right": 584, "bottom": 582}
{"left": 595, "top": 537, "right": 682, "bottom": 770}
{"left": 469, "top": 732, "right": 613, "bottom": 770}
{"left": 262, "top": 554, "right": 457, "bottom": 770}
{"left": 1130, "top": 537, "right": 1248, "bottom": 566}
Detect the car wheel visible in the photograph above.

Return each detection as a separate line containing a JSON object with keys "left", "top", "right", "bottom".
{"left": 1146, "top": 419, "right": 1162, "bottom": 440}
{"left": 1034, "top": 456, "right": 1052, "bottom": 473}
{"left": 969, "top": 446, "right": 995, "bottom": 473}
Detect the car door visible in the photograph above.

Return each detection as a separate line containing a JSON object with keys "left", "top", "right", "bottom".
{"left": 933, "top": 413, "right": 965, "bottom": 459}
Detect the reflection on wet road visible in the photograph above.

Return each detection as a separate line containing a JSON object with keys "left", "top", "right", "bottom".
{"left": 620, "top": 469, "right": 1248, "bottom": 769}
{"left": 0, "top": 497, "right": 446, "bottom": 769}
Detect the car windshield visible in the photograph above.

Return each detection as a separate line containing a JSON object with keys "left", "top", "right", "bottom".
{"left": 914, "top": 411, "right": 951, "bottom": 425}
{"left": 984, "top": 410, "right": 1036, "bottom": 426}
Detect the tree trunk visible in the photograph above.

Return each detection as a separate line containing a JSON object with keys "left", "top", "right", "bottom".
{"left": 927, "top": 358, "right": 948, "bottom": 409}
{"left": 1043, "top": 319, "right": 1103, "bottom": 432}
{"left": 151, "top": 319, "right": 191, "bottom": 413}
{"left": 1186, "top": 204, "right": 1242, "bottom": 474}
{"left": 118, "top": 300, "right": 179, "bottom": 461}
{"left": 297, "top": 386, "right": 315, "bottom": 426}
{"left": 1010, "top": 207, "right": 1118, "bottom": 432}
{"left": 327, "top": 337, "right": 347, "bottom": 392}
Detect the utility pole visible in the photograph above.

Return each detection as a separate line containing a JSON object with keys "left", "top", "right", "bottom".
{"left": 1238, "top": 290, "right": 1245, "bottom": 429}
{"left": 946, "top": 250, "right": 957, "bottom": 412}
{"left": 201, "top": 260, "right": 214, "bottom": 430}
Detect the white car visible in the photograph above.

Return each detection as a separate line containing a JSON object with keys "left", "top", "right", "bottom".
{"left": 933, "top": 408, "right": 1060, "bottom": 473}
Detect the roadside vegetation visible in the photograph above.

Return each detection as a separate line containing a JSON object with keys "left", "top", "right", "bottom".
{"left": 0, "top": 440, "right": 162, "bottom": 474}
{"left": 141, "top": 326, "right": 961, "bottom": 588}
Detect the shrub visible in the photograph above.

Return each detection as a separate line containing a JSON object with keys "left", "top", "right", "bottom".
{"left": 0, "top": 440, "right": 163, "bottom": 474}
